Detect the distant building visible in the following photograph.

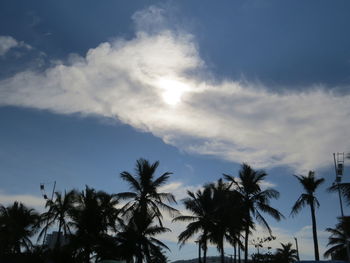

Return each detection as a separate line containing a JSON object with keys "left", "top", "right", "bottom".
{"left": 44, "top": 231, "right": 69, "bottom": 249}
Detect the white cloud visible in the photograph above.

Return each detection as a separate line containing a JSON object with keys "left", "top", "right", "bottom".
{"left": 0, "top": 190, "right": 45, "bottom": 210}
{"left": 0, "top": 36, "right": 18, "bottom": 56}
{"left": 0, "top": 36, "right": 31, "bottom": 56}
{"left": 0, "top": 6, "right": 349, "bottom": 171}
{"left": 159, "top": 181, "right": 202, "bottom": 201}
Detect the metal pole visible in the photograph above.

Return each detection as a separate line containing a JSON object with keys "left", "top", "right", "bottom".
{"left": 334, "top": 153, "right": 344, "bottom": 216}
{"left": 294, "top": 237, "right": 300, "bottom": 261}
{"left": 42, "top": 181, "right": 56, "bottom": 246}
{"left": 333, "top": 153, "right": 350, "bottom": 262}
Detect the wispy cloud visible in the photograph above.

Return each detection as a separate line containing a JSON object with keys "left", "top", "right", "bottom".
{"left": 0, "top": 6, "right": 349, "bottom": 171}
{"left": 159, "top": 181, "right": 202, "bottom": 201}
{"left": 0, "top": 36, "right": 31, "bottom": 56}
{"left": 0, "top": 190, "right": 45, "bottom": 210}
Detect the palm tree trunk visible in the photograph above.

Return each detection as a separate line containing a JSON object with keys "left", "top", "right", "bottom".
{"left": 203, "top": 239, "right": 207, "bottom": 263}
{"left": 220, "top": 238, "right": 225, "bottom": 263}
{"left": 198, "top": 241, "right": 202, "bottom": 263}
{"left": 234, "top": 242, "right": 237, "bottom": 263}
{"left": 56, "top": 221, "right": 62, "bottom": 248}
{"left": 238, "top": 243, "right": 241, "bottom": 263}
{"left": 244, "top": 222, "right": 249, "bottom": 263}
{"left": 310, "top": 202, "right": 320, "bottom": 261}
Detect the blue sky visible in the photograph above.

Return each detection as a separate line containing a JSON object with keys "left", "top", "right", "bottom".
{"left": 1, "top": 0, "right": 350, "bottom": 261}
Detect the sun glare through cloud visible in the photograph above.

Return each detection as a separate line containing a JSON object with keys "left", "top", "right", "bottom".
{"left": 1, "top": 2, "right": 350, "bottom": 262}
{"left": 157, "top": 78, "right": 190, "bottom": 106}
{"left": 0, "top": 5, "right": 350, "bottom": 172}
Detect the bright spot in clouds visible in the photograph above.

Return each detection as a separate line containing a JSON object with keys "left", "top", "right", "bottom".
{"left": 158, "top": 78, "right": 189, "bottom": 105}
{"left": 0, "top": 6, "right": 350, "bottom": 171}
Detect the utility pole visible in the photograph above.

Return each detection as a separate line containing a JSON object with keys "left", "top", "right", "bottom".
{"left": 294, "top": 237, "right": 300, "bottom": 261}
{"left": 333, "top": 153, "right": 345, "bottom": 216}
{"left": 333, "top": 153, "right": 350, "bottom": 262}
{"left": 40, "top": 181, "right": 56, "bottom": 245}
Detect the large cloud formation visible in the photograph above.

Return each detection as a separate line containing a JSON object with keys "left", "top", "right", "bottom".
{"left": 1, "top": 6, "right": 349, "bottom": 171}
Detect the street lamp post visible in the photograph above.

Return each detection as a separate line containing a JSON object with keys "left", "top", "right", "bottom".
{"left": 294, "top": 237, "right": 300, "bottom": 261}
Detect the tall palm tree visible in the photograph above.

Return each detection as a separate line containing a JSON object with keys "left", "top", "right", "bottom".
{"left": 208, "top": 179, "right": 245, "bottom": 263}
{"left": 324, "top": 216, "right": 350, "bottom": 260}
{"left": 69, "top": 186, "right": 119, "bottom": 263}
{"left": 0, "top": 202, "right": 40, "bottom": 255}
{"left": 224, "top": 163, "right": 283, "bottom": 263}
{"left": 291, "top": 171, "right": 324, "bottom": 261}
{"left": 274, "top": 242, "right": 298, "bottom": 263}
{"left": 175, "top": 181, "right": 245, "bottom": 263}
{"left": 173, "top": 187, "right": 216, "bottom": 263}
{"left": 117, "top": 158, "right": 178, "bottom": 226}
{"left": 39, "top": 190, "right": 76, "bottom": 247}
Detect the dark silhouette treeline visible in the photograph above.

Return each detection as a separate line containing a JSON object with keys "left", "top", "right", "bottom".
{"left": 0, "top": 159, "right": 349, "bottom": 263}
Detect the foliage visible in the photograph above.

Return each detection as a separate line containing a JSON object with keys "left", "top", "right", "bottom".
{"left": 118, "top": 158, "right": 178, "bottom": 226}
{"left": 274, "top": 242, "right": 298, "bottom": 263}
{"left": 324, "top": 216, "right": 350, "bottom": 260}
{"left": 224, "top": 163, "right": 283, "bottom": 263}
{"left": 0, "top": 201, "right": 40, "bottom": 256}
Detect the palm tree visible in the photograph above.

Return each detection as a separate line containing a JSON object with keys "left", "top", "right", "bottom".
{"left": 117, "top": 158, "right": 178, "bottom": 226}
{"left": 274, "top": 242, "right": 298, "bottom": 263}
{"left": 175, "top": 180, "right": 245, "bottom": 263}
{"left": 329, "top": 183, "right": 350, "bottom": 206}
{"left": 173, "top": 187, "right": 216, "bottom": 263}
{"left": 39, "top": 190, "right": 76, "bottom": 247}
{"left": 224, "top": 163, "right": 283, "bottom": 263}
{"left": 291, "top": 171, "right": 324, "bottom": 261}
{"left": 0, "top": 202, "right": 40, "bottom": 255}
{"left": 208, "top": 179, "right": 245, "bottom": 263}
{"left": 324, "top": 216, "right": 350, "bottom": 260}
{"left": 116, "top": 212, "right": 170, "bottom": 263}
{"left": 69, "top": 186, "right": 119, "bottom": 263}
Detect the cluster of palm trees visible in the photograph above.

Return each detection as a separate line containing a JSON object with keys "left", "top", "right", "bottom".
{"left": 0, "top": 159, "right": 177, "bottom": 263}
{"left": 174, "top": 164, "right": 283, "bottom": 263}
{"left": 0, "top": 158, "right": 349, "bottom": 263}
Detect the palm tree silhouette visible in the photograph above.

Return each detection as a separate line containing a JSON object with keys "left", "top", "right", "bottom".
{"left": 208, "top": 179, "right": 245, "bottom": 263}
{"left": 39, "top": 190, "right": 76, "bottom": 247}
{"left": 224, "top": 163, "right": 283, "bottom": 263}
{"left": 70, "top": 186, "right": 119, "bottom": 263}
{"left": 116, "top": 212, "right": 170, "bottom": 263}
{"left": 175, "top": 180, "right": 245, "bottom": 263}
{"left": 118, "top": 158, "right": 178, "bottom": 226}
{"left": 173, "top": 187, "right": 216, "bottom": 263}
{"left": 274, "top": 242, "right": 298, "bottom": 263}
{"left": 329, "top": 182, "right": 350, "bottom": 206}
{"left": 291, "top": 171, "right": 324, "bottom": 261}
{"left": 324, "top": 216, "right": 350, "bottom": 260}
{"left": 0, "top": 202, "right": 40, "bottom": 255}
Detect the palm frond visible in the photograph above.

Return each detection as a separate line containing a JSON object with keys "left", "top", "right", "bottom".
{"left": 120, "top": 171, "right": 141, "bottom": 192}
{"left": 290, "top": 194, "right": 308, "bottom": 217}
{"left": 257, "top": 202, "right": 284, "bottom": 220}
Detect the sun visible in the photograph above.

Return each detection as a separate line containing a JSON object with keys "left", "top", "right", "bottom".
{"left": 157, "top": 78, "right": 189, "bottom": 106}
